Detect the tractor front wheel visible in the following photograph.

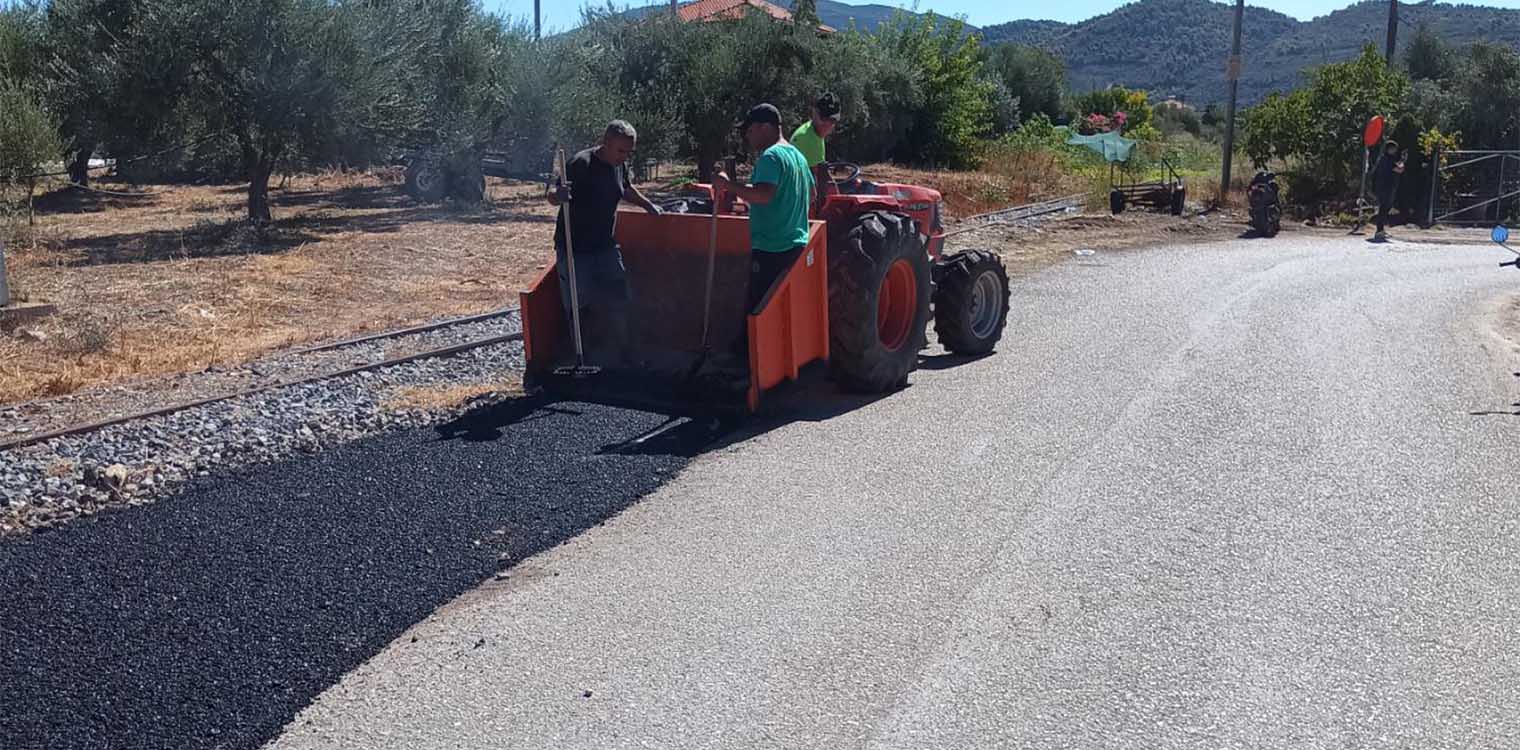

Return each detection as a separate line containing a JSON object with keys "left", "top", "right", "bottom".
{"left": 933, "top": 249, "right": 1010, "bottom": 355}
{"left": 828, "top": 211, "right": 932, "bottom": 393}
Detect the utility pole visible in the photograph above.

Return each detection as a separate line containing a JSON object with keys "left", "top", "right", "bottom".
{"left": 534, "top": 0, "right": 541, "bottom": 41}
{"left": 1220, "top": 0, "right": 1244, "bottom": 203}
{"left": 1385, "top": 0, "right": 1399, "bottom": 63}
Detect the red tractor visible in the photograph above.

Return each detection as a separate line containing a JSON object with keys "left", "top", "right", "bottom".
{"left": 806, "top": 161, "right": 1011, "bottom": 390}
{"left": 519, "top": 161, "right": 1012, "bottom": 415}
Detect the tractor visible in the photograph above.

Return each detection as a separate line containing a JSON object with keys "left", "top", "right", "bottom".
{"left": 518, "top": 160, "right": 1012, "bottom": 416}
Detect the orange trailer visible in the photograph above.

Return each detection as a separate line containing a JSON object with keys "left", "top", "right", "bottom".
{"left": 521, "top": 160, "right": 1014, "bottom": 419}
{"left": 520, "top": 210, "right": 829, "bottom": 415}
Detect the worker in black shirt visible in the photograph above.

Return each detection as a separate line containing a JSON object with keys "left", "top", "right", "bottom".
{"left": 1372, "top": 140, "right": 1405, "bottom": 242}
{"left": 547, "top": 120, "right": 662, "bottom": 364}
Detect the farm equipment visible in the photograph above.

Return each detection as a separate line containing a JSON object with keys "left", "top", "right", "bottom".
{"left": 519, "top": 161, "right": 1012, "bottom": 416}
{"left": 1108, "top": 155, "right": 1187, "bottom": 216}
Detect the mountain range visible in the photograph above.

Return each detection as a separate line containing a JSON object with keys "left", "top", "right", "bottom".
{"left": 784, "top": 0, "right": 1520, "bottom": 105}
{"left": 980, "top": 0, "right": 1520, "bottom": 104}
{"left": 621, "top": 2, "right": 1520, "bottom": 105}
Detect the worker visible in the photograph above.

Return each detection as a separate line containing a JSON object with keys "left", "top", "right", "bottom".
{"left": 791, "top": 92, "right": 841, "bottom": 192}
{"left": 713, "top": 103, "right": 815, "bottom": 324}
{"left": 1372, "top": 139, "right": 1405, "bottom": 242}
{"left": 546, "top": 120, "right": 663, "bottom": 364}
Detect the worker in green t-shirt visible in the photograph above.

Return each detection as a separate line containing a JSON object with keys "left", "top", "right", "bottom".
{"left": 791, "top": 92, "right": 840, "bottom": 191}
{"left": 713, "top": 103, "right": 815, "bottom": 317}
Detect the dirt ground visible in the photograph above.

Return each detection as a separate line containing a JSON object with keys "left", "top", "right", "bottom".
{"left": 1, "top": 170, "right": 557, "bottom": 404}
{"left": 943, "top": 208, "right": 1251, "bottom": 276}
{"left": 0, "top": 165, "right": 1245, "bottom": 408}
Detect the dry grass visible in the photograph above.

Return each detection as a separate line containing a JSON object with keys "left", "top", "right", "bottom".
{"left": 382, "top": 377, "right": 523, "bottom": 412}
{"left": 859, "top": 160, "right": 1086, "bottom": 219}
{"left": 1, "top": 171, "right": 555, "bottom": 404}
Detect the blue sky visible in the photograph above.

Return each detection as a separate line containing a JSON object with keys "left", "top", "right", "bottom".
{"left": 488, "top": 0, "right": 1520, "bottom": 33}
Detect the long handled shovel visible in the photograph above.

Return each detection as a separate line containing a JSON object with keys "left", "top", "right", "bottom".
{"left": 552, "top": 147, "right": 600, "bottom": 379}
{"left": 684, "top": 180, "right": 722, "bottom": 383}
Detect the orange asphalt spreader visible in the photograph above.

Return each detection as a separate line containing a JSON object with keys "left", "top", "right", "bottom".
{"left": 521, "top": 208, "right": 828, "bottom": 416}
{"left": 521, "top": 162, "right": 1016, "bottom": 418}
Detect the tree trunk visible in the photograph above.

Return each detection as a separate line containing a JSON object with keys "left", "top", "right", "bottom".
{"left": 696, "top": 142, "right": 723, "bottom": 183}
{"left": 238, "top": 132, "right": 276, "bottom": 225}
{"left": 27, "top": 177, "right": 36, "bottom": 226}
{"left": 247, "top": 158, "right": 275, "bottom": 224}
{"left": 67, "top": 147, "right": 93, "bottom": 188}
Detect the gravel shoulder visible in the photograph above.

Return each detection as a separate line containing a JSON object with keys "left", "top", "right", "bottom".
{"left": 0, "top": 335, "right": 524, "bottom": 536}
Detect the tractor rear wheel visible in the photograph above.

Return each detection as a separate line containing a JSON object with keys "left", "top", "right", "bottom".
{"left": 933, "top": 249, "right": 1010, "bottom": 355}
{"left": 405, "top": 155, "right": 447, "bottom": 202}
{"left": 828, "top": 211, "right": 931, "bottom": 393}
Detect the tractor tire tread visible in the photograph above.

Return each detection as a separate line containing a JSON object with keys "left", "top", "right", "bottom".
{"left": 828, "top": 210, "right": 931, "bottom": 393}
{"left": 932, "top": 249, "right": 1011, "bottom": 355}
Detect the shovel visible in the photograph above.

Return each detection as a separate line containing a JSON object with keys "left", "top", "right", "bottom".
{"left": 684, "top": 178, "right": 723, "bottom": 384}
{"left": 552, "top": 147, "right": 600, "bottom": 379}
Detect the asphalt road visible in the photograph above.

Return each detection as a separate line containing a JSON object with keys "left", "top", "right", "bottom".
{"left": 262, "top": 233, "right": 1520, "bottom": 750}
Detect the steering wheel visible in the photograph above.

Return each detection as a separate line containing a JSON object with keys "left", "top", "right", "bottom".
{"left": 824, "top": 161, "right": 861, "bottom": 187}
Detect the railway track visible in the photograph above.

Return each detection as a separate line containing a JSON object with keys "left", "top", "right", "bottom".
{"left": 1, "top": 311, "right": 525, "bottom": 452}
{"left": 943, "top": 193, "right": 1087, "bottom": 239}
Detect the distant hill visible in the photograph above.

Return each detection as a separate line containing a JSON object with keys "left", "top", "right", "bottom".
{"left": 621, "top": 1, "right": 1520, "bottom": 106}
{"left": 798, "top": 1, "right": 923, "bottom": 31}
{"left": 622, "top": 1, "right": 960, "bottom": 32}
{"left": 982, "top": 0, "right": 1520, "bottom": 105}
{"left": 980, "top": 19, "right": 1069, "bottom": 47}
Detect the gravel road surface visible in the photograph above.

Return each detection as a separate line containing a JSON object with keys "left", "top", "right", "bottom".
{"left": 259, "top": 234, "right": 1520, "bottom": 749}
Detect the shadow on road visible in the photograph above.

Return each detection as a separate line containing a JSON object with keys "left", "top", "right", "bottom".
{"left": 918, "top": 351, "right": 993, "bottom": 371}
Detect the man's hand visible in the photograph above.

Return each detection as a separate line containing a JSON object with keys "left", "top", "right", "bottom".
{"left": 549, "top": 180, "right": 572, "bottom": 204}
{"left": 711, "top": 166, "right": 732, "bottom": 192}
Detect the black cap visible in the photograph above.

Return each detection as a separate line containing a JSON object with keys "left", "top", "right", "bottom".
{"left": 815, "top": 92, "right": 841, "bottom": 121}
{"left": 738, "top": 103, "right": 782, "bottom": 132}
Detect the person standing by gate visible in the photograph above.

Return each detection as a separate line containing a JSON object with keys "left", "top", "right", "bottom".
{"left": 1373, "top": 140, "right": 1406, "bottom": 241}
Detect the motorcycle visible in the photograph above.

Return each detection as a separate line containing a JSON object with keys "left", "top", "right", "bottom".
{"left": 1248, "top": 170, "right": 1282, "bottom": 237}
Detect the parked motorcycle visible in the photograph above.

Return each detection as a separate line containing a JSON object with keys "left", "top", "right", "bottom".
{"left": 1248, "top": 170, "right": 1282, "bottom": 237}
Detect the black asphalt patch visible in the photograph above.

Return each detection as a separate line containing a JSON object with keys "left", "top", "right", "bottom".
{"left": 0, "top": 398, "right": 717, "bottom": 750}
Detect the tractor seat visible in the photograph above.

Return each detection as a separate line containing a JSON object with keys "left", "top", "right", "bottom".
{"left": 833, "top": 179, "right": 880, "bottom": 196}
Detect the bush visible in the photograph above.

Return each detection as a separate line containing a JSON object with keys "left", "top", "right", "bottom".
{"left": 1072, "top": 86, "right": 1153, "bottom": 135}
{"left": 984, "top": 43, "right": 1065, "bottom": 124}
{"left": 0, "top": 78, "right": 61, "bottom": 211}
{"left": 1240, "top": 45, "right": 1409, "bottom": 193}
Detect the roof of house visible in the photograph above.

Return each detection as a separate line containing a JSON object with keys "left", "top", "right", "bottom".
{"left": 676, "top": 0, "right": 835, "bottom": 33}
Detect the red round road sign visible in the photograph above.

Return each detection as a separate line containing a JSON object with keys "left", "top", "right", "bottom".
{"left": 1364, "top": 116, "right": 1385, "bottom": 147}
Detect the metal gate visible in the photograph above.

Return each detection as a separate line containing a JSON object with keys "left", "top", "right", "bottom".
{"left": 1427, "top": 149, "right": 1520, "bottom": 226}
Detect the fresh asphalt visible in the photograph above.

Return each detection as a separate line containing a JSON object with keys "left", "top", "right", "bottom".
{"left": 6, "top": 232, "right": 1520, "bottom": 749}
{"left": 0, "top": 401, "right": 720, "bottom": 749}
